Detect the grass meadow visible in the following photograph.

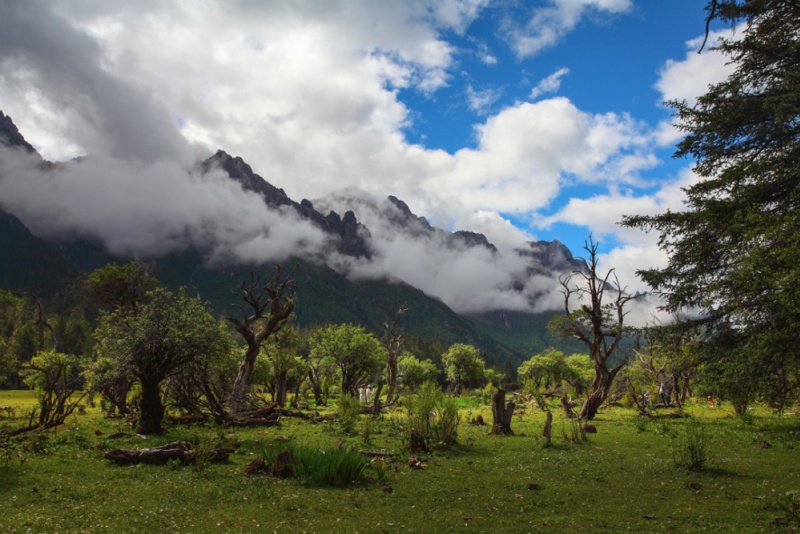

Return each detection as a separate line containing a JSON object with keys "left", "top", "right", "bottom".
{"left": 1, "top": 389, "right": 799, "bottom": 533}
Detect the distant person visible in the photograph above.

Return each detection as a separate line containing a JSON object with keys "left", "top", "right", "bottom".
{"left": 366, "top": 384, "right": 373, "bottom": 404}
{"left": 708, "top": 395, "right": 715, "bottom": 408}
{"left": 359, "top": 384, "right": 367, "bottom": 404}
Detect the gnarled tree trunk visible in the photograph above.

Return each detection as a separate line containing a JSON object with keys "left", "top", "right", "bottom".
{"left": 579, "top": 364, "right": 620, "bottom": 420}
{"left": 228, "top": 268, "right": 295, "bottom": 416}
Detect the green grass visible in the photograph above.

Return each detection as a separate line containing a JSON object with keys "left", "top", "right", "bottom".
{"left": 1, "top": 392, "right": 799, "bottom": 532}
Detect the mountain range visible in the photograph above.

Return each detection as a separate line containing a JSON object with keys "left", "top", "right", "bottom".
{"left": 0, "top": 110, "right": 586, "bottom": 371}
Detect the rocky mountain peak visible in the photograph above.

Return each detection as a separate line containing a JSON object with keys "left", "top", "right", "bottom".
{"left": 200, "top": 150, "right": 372, "bottom": 259}
{"left": 387, "top": 195, "right": 434, "bottom": 231}
{"left": 518, "top": 239, "right": 587, "bottom": 275}
{"left": 0, "top": 111, "right": 39, "bottom": 155}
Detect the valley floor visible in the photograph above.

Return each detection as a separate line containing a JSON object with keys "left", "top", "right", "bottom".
{"left": 1, "top": 391, "right": 799, "bottom": 533}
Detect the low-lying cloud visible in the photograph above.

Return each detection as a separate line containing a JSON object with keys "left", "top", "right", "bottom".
{"left": 0, "top": 146, "right": 328, "bottom": 263}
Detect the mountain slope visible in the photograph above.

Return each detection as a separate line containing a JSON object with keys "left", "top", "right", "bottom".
{"left": 0, "top": 112, "right": 588, "bottom": 369}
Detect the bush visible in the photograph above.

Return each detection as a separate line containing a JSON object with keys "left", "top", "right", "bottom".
{"left": 673, "top": 418, "right": 709, "bottom": 471}
{"left": 337, "top": 394, "right": 361, "bottom": 434}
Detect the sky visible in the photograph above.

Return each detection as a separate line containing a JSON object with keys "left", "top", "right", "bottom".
{"left": 0, "top": 0, "right": 736, "bottom": 318}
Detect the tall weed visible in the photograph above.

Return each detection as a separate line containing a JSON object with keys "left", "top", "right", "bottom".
{"left": 436, "top": 397, "right": 460, "bottom": 446}
{"left": 404, "top": 382, "right": 460, "bottom": 449}
{"left": 263, "top": 442, "right": 368, "bottom": 487}
{"left": 673, "top": 418, "right": 709, "bottom": 471}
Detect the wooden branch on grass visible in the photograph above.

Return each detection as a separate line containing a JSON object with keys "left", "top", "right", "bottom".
{"left": 103, "top": 441, "right": 235, "bottom": 465}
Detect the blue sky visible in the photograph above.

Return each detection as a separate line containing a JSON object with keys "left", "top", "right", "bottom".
{"left": 395, "top": 1, "right": 716, "bottom": 254}
{"left": 0, "top": 1, "right": 735, "bottom": 314}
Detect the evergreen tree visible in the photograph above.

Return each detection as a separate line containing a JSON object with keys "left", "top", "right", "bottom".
{"left": 623, "top": 0, "right": 800, "bottom": 410}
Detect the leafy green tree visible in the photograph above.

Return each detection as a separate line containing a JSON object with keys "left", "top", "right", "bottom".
{"left": 382, "top": 304, "right": 408, "bottom": 405}
{"left": 94, "top": 288, "right": 231, "bottom": 434}
{"left": 308, "top": 324, "right": 385, "bottom": 396}
{"left": 564, "top": 354, "right": 593, "bottom": 395}
{"left": 305, "top": 339, "right": 338, "bottom": 406}
{"left": 622, "top": 0, "right": 800, "bottom": 411}
{"left": 84, "top": 261, "right": 157, "bottom": 311}
{"left": 397, "top": 351, "right": 439, "bottom": 392}
{"left": 20, "top": 350, "right": 86, "bottom": 428}
{"left": 261, "top": 322, "right": 306, "bottom": 407}
{"left": 83, "top": 355, "right": 131, "bottom": 416}
{"left": 0, "top": 337, "right": 14, "bottom": 385}
{"left": 81, "top": 262, "right": 158, "bottom": 410}
{"left": 441, "top": 343, "right": 486, "bottom": 395}
{"left": 518, "top": 349, "right": 571, "bottom": 390}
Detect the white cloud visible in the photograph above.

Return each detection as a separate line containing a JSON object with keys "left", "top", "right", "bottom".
{"left": 312, "top": 190, "right": 550, "bottom": 314}
{"left": 530, "top": 67, "right": 569, "bottom": 100}
{"left": 655, "top": 29, "right": 737, "bottom": 107}
{"left": 0, "top": 146, "right": 328, "bottom": 262}
{"left": 466, "top": 85, "right": 501, "bottom": 115}
{"left": 503, "top": 0, "right": 632, "bottom": 59}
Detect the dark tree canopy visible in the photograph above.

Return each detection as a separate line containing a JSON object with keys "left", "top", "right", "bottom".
{"left": 95, "top": 287, "right": 231, "bottom": 434}
{"left": 623, "top": 0, "right": 800, "bottom": 410}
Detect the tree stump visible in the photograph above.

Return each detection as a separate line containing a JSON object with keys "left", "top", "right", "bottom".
{"left": 409, "top": 432, "right": 428, "bottom": 453}
{"left": 489, "top": 388, "right": 514, "bottom": 436}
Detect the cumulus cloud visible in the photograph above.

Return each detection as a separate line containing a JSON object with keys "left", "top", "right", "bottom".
{"left": 655, "top": 29, "right": 737, "bottom": 106}
{"left": 503, "top": 0, "right": 632, "bottom": 59}
{"left": 0, "top": 1, "right": 658, "bottom": 222}
{"left": 427, "top": 98, "right": 657, "bottom": 218}
{"left": 539, "top": 167, "right": 701, "bottom": 294}
{"left": 0, "top": 1, "right": 193, "bottom": 164}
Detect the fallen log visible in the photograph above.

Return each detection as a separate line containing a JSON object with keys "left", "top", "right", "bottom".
{"left": 103, "top": 441, "right": 235, "bottom": 465}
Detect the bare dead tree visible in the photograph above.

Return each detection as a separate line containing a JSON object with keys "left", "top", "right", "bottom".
{"left": 228, "top": 266, "right": 296, "bottom": 415}
{"left": 549, "top": 237, "right": 634, "bottom": 420}
{"left": 23, "top": 292, "right": 57, "bottom": 351}
{"left": 383, "top": 303, "right": 409, "bottom": 406}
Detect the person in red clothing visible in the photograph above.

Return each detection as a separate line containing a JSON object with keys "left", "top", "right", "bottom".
{"left": 708, "top": 395, "right": 715, "bottom": 408}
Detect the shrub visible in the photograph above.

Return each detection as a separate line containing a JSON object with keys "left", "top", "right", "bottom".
{"left": 673, "top": 418, "right": 709, "bottom": 471}
{"left": 632, "top": 416, "right": 649, "bottom": 434}
{"left": 191, "top": 436, "right": 221, "bottom": 472}
{"left": 337, "top": 394, "right": 361, "bottom": 434}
